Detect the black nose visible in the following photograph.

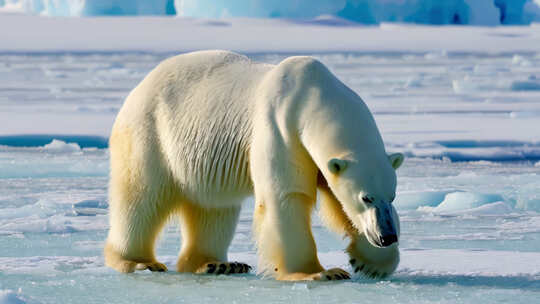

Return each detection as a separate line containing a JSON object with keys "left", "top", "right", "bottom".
{"left": 380, "top": 234, "right": 398, "bottom": 247}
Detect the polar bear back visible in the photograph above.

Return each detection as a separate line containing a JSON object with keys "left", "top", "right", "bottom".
{"left": 114, "top": 51, "right": 272, "bottom": 207}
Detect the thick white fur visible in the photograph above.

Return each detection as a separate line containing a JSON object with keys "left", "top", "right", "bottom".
{"left": 105, "top": 50, "right": 401, "bottom": 280}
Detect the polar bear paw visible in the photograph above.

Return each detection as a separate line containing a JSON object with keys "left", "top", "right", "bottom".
{"left": 197, "top": 262, "right": 252, "bottom": 275}
{"left": 312, "top": 268, "right": 351, "bottom": 281}
{"left": 135, "top": 261, "right": 168, "bottom": 272}
{"left": 349, "top": 258, "right": 393, "bottom": 279}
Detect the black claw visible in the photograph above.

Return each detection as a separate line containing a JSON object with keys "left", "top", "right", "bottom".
{"left": 354, "top": 266, "right": 360, "bottom": 273}
{"left": 207, "top": 263, "right": 216, "bottom": 274}
{"left": 359, "top": 264, "right": 365, "bottom": 271}
{"left": 157, "top": 268, "right": 165, "bottom": 272}
{"left": 247, "top": 265, "right": 252, "bottom": 270}
{"left": 326, "top": 275, "right": 332, "bottom": 280}
{"left": 334, "top": 274, "right": 341, "bottom": 280}
{"left": 372, "top": 271, "right": 378, "bottom": 278}
{"left": 229, "top": 263, "right": 236, "bottom": 274}
{"left": 217, "top": 264, "right": 226, "bottom": 274}
{"left": 345, "top": 274, "right": 351, "bottom": 279}
{"left": 349, "top": 259, "right": 356, "bottom": 265}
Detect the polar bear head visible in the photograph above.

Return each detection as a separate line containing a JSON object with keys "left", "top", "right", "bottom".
{"left": 326, "top": 153, "right": 403, "bottom": 248}
{"left": 274, "top": 56, "right": 404, "bottom": 248}
{"left": 289, "top": 58, "right": 404, "bottom": 248}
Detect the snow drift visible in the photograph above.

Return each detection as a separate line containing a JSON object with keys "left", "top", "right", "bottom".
{"left": 2, "top": 0, "right": 540, "bottom": 25}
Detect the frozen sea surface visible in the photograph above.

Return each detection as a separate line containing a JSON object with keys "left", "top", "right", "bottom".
{"left": 1, "top": 50, "right": 540, "bottom": 303}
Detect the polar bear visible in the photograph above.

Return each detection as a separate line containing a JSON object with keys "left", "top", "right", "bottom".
{"left": 104, "top": 50, "right": 404, "bottom": 281}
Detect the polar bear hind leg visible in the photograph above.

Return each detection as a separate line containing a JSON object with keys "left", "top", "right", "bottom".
{"left": 176, "top": 202, "right": 250, "bottom": 274}
{"left": 104, "top": 127, "right": 173, "bottom": 273}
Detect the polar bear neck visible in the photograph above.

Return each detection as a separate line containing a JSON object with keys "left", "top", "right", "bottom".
{"left": 300, "top": 84, "right": 387, "bottom": 168}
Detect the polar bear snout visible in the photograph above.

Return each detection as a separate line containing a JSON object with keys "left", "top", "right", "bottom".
{"left": 362, "top": 202, "right": 400, "bottom": 248}
{"left": 367, "top": 227, "right": 398, "bottom": 248}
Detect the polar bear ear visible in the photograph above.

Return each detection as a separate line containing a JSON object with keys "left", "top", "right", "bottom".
{"left": 388, "top": 153, "right": 404, "bottom": 170}
{"left": 328, "top": 158, "right": 348, "bottom": 174}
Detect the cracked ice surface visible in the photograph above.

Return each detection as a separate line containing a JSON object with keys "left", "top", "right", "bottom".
{"left": 1, "top": 46, "right": 540, "bottom": 302}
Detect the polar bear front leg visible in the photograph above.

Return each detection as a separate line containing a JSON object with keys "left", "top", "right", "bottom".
{"left": 318, "top": 185, "right": 399, "bottom": 279}
{"left": 253, "top": 193, "right": 350, "bottom": 281}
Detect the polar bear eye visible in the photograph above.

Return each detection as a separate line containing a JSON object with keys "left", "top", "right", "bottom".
{"left": 328, "top": 158, "right": 347, "bottom": 174}
{"left": 362, "top": 196, "right": 373, "bottom": 204}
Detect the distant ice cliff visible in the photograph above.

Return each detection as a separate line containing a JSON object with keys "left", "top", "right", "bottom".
{"left": 1, "top": 0, "right": 539, "bottom": 25}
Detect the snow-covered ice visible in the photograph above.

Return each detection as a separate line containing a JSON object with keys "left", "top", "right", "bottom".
{"left": 6, "top": 15, "right": 540, "bottom": 53}
{"left": 1, "top": 16, "right": 540, "bottom": 304}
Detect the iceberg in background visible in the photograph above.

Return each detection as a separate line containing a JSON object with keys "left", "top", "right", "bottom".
{"left": 0, "top": 0, "right": 177, "bottom": 16}
{"left": 178, "top": 0, "right": 539, "bottom": 25}
{"left": 1, "top": 0, "right": 540, "bottom": 25}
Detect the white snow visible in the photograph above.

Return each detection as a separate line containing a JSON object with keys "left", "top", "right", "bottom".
{"left": 0, "top": 143, "right": 108, "bottom": 178}
{"left": 398, "top": 248, "right": 540, "bottom": 277}
{"left": 0, "top": 249, "right": 539, "bottom": 278}
{"left": 4, "top": 16, "right": 540, "bottom": 53}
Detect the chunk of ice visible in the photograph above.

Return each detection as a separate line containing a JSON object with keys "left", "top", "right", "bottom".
{"left": 41, "top": 139, "right": 81, "bottom": 153}
{"left": 72, "top": 199, "right": 108, "bottom": 209}
{"left": 512, "top": 54, "right": 532, "bottom": 66}
{"left": 394, "top": 191, "right": 451, "bottom": 210}
{"left": 0, "top": 289, "right": 27, "bottom": 304}
{"left": 432, "top": 192, "right": 506, "bottom": 213}
{"left": 438, "top": 201, "right": 514, "bottom": 216}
